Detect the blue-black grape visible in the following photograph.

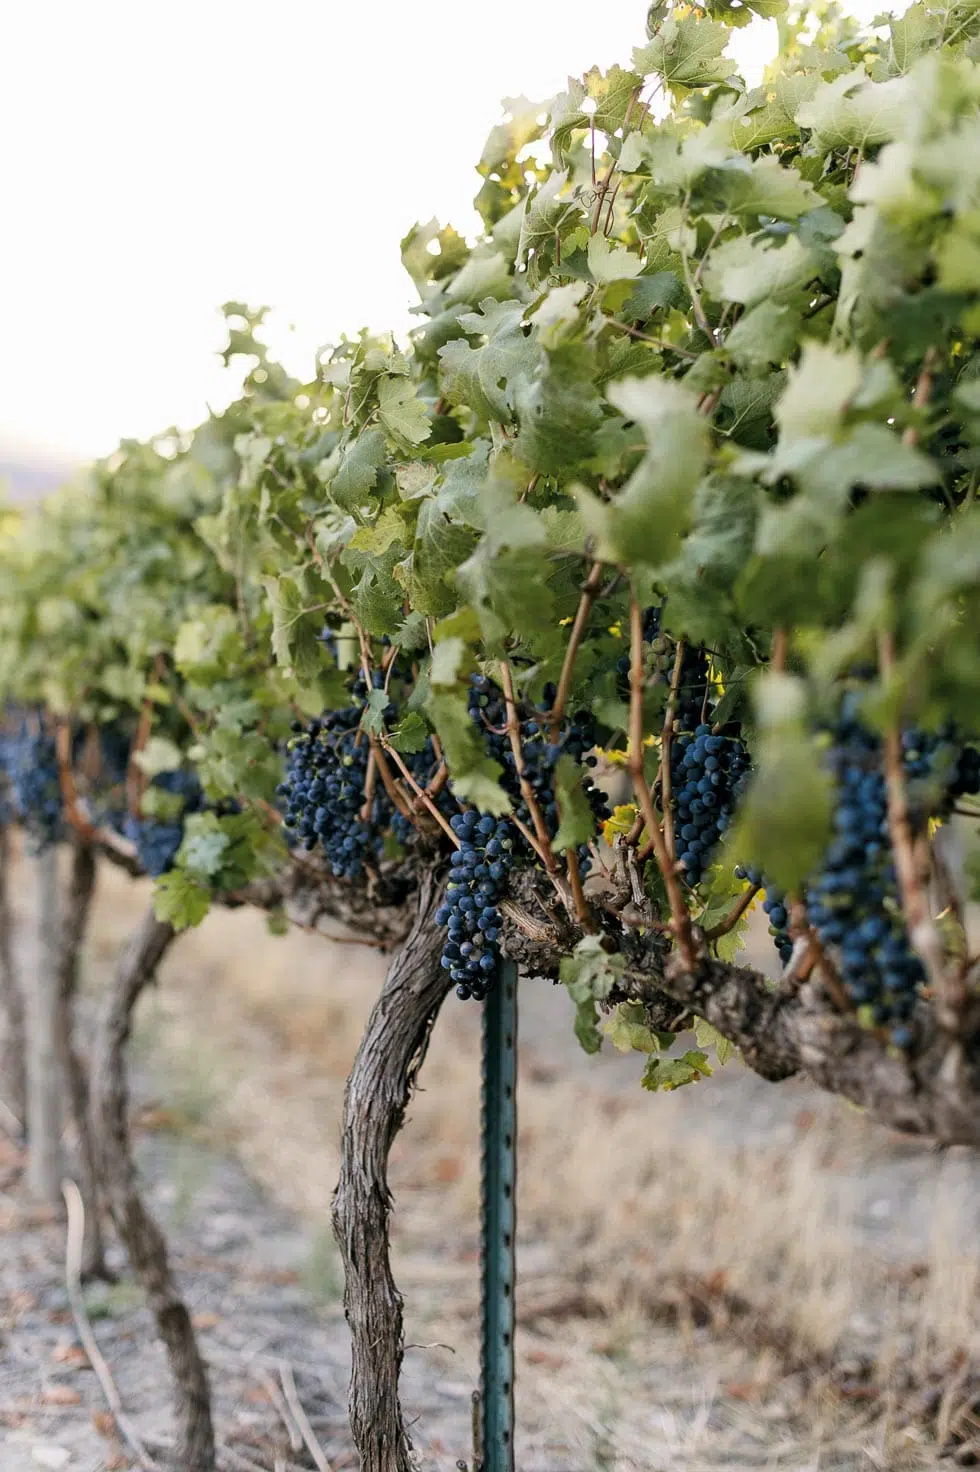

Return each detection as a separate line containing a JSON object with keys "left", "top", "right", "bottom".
{"left": 804, "top": 701, "right": 980, "bottom": 1046}
{"left": 124, "top": 816, "right": 186, "bottom": 877}
{"left": 124, "top": 767, "right": 205, "bottom": 876}
{"left": 435, "top": 675, "right": 610, "bottom": 996}
{"left": 436, "top": 810, "right": 513, "bottom": 1001}
{"left": 734, "top": 865, "right": 793, "bottom": 966}
{"left": 0, "top": 718, "right": 62, "bottom": 849}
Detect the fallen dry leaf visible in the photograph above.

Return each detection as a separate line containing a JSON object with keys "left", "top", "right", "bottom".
{"left": 42, "top": 1386, "right": 82, "bottom": 1406}
{"left": 92, "top": 1409, "right": 118, "bottom": 1440}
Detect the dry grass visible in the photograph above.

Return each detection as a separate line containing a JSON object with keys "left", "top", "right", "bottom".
{"left": 69, "top": 863, "right": 980, "bottom": 1467}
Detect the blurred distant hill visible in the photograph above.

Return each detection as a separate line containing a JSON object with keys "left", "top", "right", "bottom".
{"left": 0, "top": 449, "right": 77, "bottom": 504}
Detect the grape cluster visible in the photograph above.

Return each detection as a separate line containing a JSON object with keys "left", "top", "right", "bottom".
{"left": 435, "top": 811, "right": 512, "bottom": 1000}
{"left": 902, "top": 727, "right": 980, "bottom": 814}
{"left": 734, "top": 865, "right": 793, "bottom": 966}
{"left": 124, "top": 817, "right": 186, "bottom": 876}
{"left": 671, "top": 725, "right": 751, "bottom": 887}
{"left": 434, "top": 674, "right": 608, "bottom": 996}
{"left": 124, "top": 768, "right": 206, "bottom": 877}
{"left": 663, "top": 644, "right": 750, "bottom": 887}
{"left": 806, "top": 710, "right": 918, "bottom": 1044}
{"left": 804, "top": 703, "right": 980, "bottom": 1047}
{"left": 466, "top": 673, "right": 608, "bottom": 860}
{"left": 278, "top": 706, "right": 381, "bottom": 879}
{"left": 0, "top": 720, "right": 62, "bottom": 849}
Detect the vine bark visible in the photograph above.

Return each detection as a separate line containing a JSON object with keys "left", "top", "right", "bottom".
{"left": 55, "top": 838, "right": 107, "bottom": 1278}
{"left": 25, "top": 846, "right": 63, "bottom": 1206}
{"left": 0, "top": 820, "right": 26, "bottom": 1127}
{"left": 332, "top": 870, "right": 449, "bottom": 1472}
{"left": 90, "top": 907, "right": 216, "bottom": 1472}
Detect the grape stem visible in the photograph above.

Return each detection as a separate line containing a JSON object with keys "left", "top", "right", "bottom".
{"left": 878, "top": 630, "right": 956, "bottom": 1025}
{"left": 54, "top": 719, "right": 99, "bottom": 844}
{"left": 590, "top": 86, "right": 641, "bottom": 235}
{"left": 628, "top": 595, "right": 697, "bottom": 968}
{"left": 125, "top": 655, "right": 165, "bottom": 819}
{"left": 659, "top": 639, "right": 687, "bottom": 864}
{"left": 359, "top": 749, "right": 378, "bottom": 823}
{"left": 771, "top": 627, "right": 788, "bottom": 674}
{"left": 549, "top": 560, "right": 605, "bottom": 737}
{"left": 378, "top": 737, "right": 460, "bottom": 849}
{"left": 564, "top": 844, "right": 594, "bottom": 931}
{"left": 705, "top": 883, "right": 760, "bottom": 942}
{"left": 498, "top": 660, "right": 559, "bottom": 878}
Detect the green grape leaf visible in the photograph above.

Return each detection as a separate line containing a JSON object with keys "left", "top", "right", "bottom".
{"left": 551, "top": 753, "right": 598, "bottom": 852}
{"left": 604, "top": 1000, "right": 673, "bottom": 1054}
{"left": 153, "top": 870, "right": 211, "bottom": 931}
{"left": 132, "top": 736, "right": 184, "bottom": 777}
{"left": 634, "top": 14, "right": 736, "bottom": 92}
{"left": 642, "top": 1049, "right": 713, "bottom": 1091}
{"left": 377, "top": 376, "right": 431, "bottom": 450}
{"left": 587, "top": 233, "right": 645, "bottom": 283}
{"left": 328, "top": 427, "right": 388, "bottom": 509}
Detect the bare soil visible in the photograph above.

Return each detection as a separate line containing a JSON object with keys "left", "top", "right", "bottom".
{"left": 2, "top": 858, "right": 978, "bottom": 1469}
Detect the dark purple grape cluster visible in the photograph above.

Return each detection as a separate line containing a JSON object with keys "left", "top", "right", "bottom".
{"left": 466, "top": 673, "right": 608, "bottom": 876}
{"left": 278, "top": 706, "right": 381, "bottom": 879}
{"left": 123, "top": 768, "right": 205, "bottom": 876}
{"left": 435, "top": 811, "right": 512, "bottom": 1000}
{"left": 805, "top": 702, "right": 980, "bottom": 1047}
{"left": 0, "top": 718, "right": 62, "bottom": 849}
{"left": 671, "top": 725, "right": 751, "bottom": 887}
{"left": 434, "top": 674, "right": 609, "bottom": 996}
{"left": 124, "top": 817, "right": 186, "bottom": 876}
{"left": 807, "top": 708, "right": 918, "bottom": 1044}
{"left": 734, "top": 865, "right": 793, "bottom": 966}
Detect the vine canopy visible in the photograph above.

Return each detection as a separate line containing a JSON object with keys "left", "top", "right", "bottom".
{"left": 3, "top": 0, "right": 980, "bottom": 1134}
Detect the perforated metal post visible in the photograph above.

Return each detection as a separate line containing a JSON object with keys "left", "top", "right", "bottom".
{"left": 479, "top": 960, "right": 518, "bottom": 1472}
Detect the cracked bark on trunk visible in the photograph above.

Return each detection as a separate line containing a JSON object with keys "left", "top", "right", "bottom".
{"left": 332, "top": 872, "right": 449, "bottom": 1472}
{"left": 55, "top": 838, "right": 108, "bottom": 1278}
{"left": 90, "top": 907, "right": 215, "bottom": 1472}
{"left": 25, "top": 847, "right": 63, "bottom": 1206}
{"left": 0, "top": 821, "right": 26, "bottom": 1127}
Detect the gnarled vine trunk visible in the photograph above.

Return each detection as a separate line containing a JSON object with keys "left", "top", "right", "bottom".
{"left": 25, "top": 846, "right": 63, "bottom": 1206}
{"left": 55, "top": 838, "right": 107, "bottom": 1278}
{"left": 332, "top": 872, "right": 449, "bottom": 1472}
{"left": 0, "top": 820, "right": 26, "bottom": 1128}
{"left": 90, "top": 907, "right": 216, "bottom": 1472}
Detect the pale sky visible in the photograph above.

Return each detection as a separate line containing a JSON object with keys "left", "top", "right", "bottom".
{"left": 0, "top": 0, "right": 881, "bottom": 463}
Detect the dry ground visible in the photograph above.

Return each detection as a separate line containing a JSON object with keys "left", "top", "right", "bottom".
{"left": 3, "top": 852, "right": 980, "bottom": 1468}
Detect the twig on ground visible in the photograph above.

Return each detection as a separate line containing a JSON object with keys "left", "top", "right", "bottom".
{"left": 262, "top": 1372, "right": 303, "bottom": 1454}
{"left": 279, "top": 1362, "right": 334, "bottom": 1472}
{"left": 61, "top": 1178, "right": 160, "bottom": 1471}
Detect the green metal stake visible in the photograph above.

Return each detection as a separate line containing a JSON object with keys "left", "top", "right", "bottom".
{"left": 479, "top": 960, "right": 518, "bottom": 1472}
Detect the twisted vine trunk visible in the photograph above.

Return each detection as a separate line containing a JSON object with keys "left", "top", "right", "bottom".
{"left": 332, "top": 872, "right": 449, "bottom": 1472}
{"left": 0, "top": 821, "right": 26, "bottom": 1127}
{"left": 25, "top": 846, "right": 63, "bottom": 1206}
{"left": 55, "top": 839, "right": 107, "bottom": 1278}
{"left": 91, "top": 907, "right": 216, "bottom": 1472}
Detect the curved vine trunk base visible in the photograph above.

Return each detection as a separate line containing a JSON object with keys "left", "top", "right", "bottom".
{"left": 0, "top": 820, "right": 26, "bottom": 1127}
{"left": 91, "top": 907, "right": 216, "bottom": 1472}
{"left": 332, "top": 872, "right": 449, "bottom": 1472}
{"left": 56, "top": 839, "right": 108, "bottom": 1279}
{"left": 26, "top": 847, "right": 63, "bottom": 1206}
